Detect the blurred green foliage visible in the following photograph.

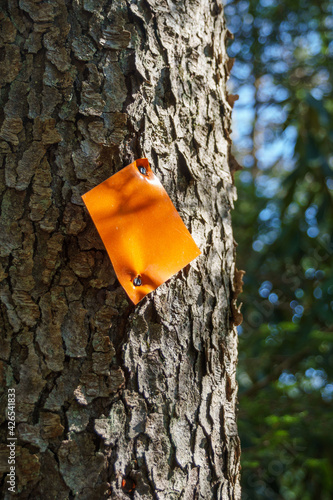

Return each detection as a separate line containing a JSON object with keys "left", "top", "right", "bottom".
{"left": 225, "top": 0, "right": 333, "bottom": 498}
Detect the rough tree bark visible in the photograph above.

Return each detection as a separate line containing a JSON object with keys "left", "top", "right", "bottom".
{"left": 0, "top": 0, "right": 241, "bottom": 498}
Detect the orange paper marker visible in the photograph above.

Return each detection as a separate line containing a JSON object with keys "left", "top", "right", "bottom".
{"left": 81, "top": 158, "right": 201, "bottom": 304}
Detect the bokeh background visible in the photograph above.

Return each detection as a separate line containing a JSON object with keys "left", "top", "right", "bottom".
{"left": 225, "top": 0, "right": 333, "bottom": 498}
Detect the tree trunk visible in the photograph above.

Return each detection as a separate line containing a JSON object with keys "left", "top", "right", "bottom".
{"left": 0, "top": 0, "right": 241, "bottom": 498}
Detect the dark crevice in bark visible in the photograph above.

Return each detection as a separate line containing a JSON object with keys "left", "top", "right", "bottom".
{"left": 109, "top": 303, "right": 134, "bottom": 361}
{"left": 32, "top": 371, "right": 63, "bottom": 425}
{"left": 176, "top": 146, "right": 193, "bottom": 186}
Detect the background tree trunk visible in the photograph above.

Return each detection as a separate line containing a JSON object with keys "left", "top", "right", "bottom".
{"left": 0, "top": 0, "right": 241, "bottom": 498}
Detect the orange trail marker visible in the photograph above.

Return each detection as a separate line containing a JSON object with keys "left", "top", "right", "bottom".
{"left": 81, "top": 158, "right": 201, "bottom": 304}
